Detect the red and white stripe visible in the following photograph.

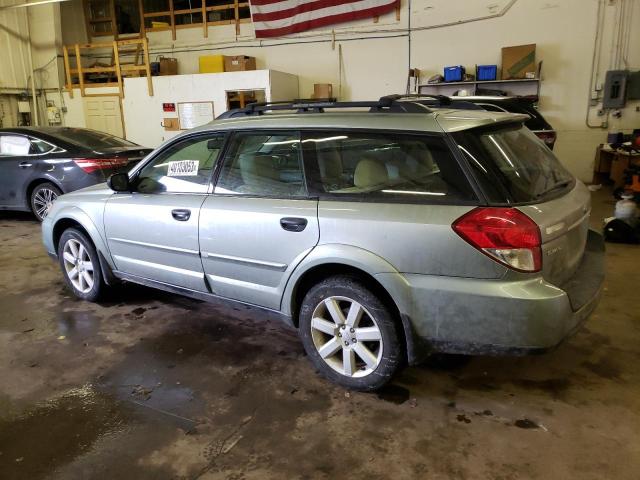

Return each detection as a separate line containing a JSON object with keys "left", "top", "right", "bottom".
{"left": 249, "top": 0, "right": 399, "bottom": 38}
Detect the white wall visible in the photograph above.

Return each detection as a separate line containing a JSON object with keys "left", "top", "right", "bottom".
{"left": 61, "top": 70, "right": 298, "bottom": 147}
{"left": 56, "top": 0, "right": 639, "bottom": 182}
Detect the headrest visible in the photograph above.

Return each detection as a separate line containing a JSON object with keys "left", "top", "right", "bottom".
{"left": 239, "top": 154, "right": 278, "bottom": 183}
{"left": 317, "top": 148, "right": 342, "bottom": 179}
{"left": 354, "top": 158, "right": 388, "bottom": 188}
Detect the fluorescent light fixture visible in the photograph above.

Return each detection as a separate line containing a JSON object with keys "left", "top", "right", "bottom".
{"left": 2, "top": 0, "right": 70, "bottom": 9}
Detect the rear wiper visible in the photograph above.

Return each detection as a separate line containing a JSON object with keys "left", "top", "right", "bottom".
{"left": 535, "top": 180, "right": 572, "bottom": 199}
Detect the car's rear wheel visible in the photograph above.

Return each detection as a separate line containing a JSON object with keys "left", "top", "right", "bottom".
{"left": 31, "top": 182, "right": 61, "bottom": 221}
{"left": 298, "top": 275, "right": 402, "bottom": 391}
{"left": 58, "top": 228, "right": 105, "bottom": 302}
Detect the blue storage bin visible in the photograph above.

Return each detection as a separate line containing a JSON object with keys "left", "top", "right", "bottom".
{"left": 477, "top": 65, "right": 498, "bottom": 81}
{"left": 444, "top": 65, "right": 465, "bottom": 82}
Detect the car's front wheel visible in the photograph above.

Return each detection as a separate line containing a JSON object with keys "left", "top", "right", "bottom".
{"left": 58, "top": 228, "right": 105, "bottom": 302}
{"left": 31, "top": 182, "right": 61, "bottom": 221}
{"left": 298, "top": 275, "right": 403, "bottom": 391}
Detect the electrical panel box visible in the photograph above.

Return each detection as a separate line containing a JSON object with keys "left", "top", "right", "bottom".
{"left": 17, "top": 101, "right": 31, "bottom": 113}
{"left": 627, "top": 71, "right": 640, "bottom": 100}
{"left": 603, "top": 70, "right": 628, "bottom": 109}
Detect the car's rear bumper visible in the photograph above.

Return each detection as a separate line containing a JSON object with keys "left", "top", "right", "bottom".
{"left": 381, "top": 230, "right": 605, "bottom": 361}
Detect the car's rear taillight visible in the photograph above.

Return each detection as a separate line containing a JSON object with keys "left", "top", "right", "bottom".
{"left": 452, "top": 207, "right": 542, "bottom": 272}
{"left": 534, "top": 131, "right": 557, "bottom": 148}
{"left": 73, "top": 157, "right": 129, "bottom": 173}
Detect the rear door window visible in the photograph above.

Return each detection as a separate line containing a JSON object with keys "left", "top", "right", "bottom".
{"left": 0, "top": 135, "right": 30, "bottom": 156}
{"left": 303, "top": 131, "right": 477, "bottom": 202}
{"left": 454, "top": 124, "right": 574, "bottom": 203}
{"left": 214, "top": 131, "right": 305, "bottom": 197}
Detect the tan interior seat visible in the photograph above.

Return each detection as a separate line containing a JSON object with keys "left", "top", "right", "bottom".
{"left": 354, "top": 158, "right": 388, "bottom": 189}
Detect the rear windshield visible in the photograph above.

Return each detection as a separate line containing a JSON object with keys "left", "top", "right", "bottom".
{"left": 454, "top": 123, "right": 574, "bottom": 203}
{"left": 53, "top": 128, "right": 137, "bottom": 149}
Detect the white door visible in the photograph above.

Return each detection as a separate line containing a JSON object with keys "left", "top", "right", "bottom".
{"left": 84, "top": 97, "right": 124, "bottom": 137}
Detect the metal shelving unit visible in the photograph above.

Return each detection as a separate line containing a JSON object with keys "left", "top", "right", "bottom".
{"left": 419, "top": 62, "right": 543, "bottom": 98}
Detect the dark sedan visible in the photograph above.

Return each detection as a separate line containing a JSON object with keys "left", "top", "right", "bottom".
{"left": 0, "top": 127, "right": 151, "bottom": 220}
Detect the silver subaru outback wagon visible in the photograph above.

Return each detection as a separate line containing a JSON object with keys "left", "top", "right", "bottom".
{"left": 42, "top": 97, "right": 605, "bottom": 391}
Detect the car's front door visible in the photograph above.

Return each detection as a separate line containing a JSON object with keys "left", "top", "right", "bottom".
{"left": 0, "top": 134, "right": 35, "bottom": 208}
{"left": 199, "top": 130, "right": 319, "bottom": 310}
{"left": 104, "top": 133, "right": 225, "bottom": 292}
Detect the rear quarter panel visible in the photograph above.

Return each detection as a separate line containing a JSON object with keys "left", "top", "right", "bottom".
{"left": 317, "top": 200, "right": 507, "bottom": 278}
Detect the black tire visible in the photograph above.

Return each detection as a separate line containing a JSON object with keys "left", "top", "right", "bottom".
{"left": 30, "top": 182, "right": 62, "bottom": 221}
{"left": 58, "top": 228, "right": 106, "bottom": 302}
{"left": 298, "top": 275, "right": 403, "bottom": 391}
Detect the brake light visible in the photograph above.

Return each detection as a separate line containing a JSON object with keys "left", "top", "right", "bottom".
{"left": 73, "top": 157, "right": 129, "bottom": 173}
{"left": 452, "top": 207, "right": 542, "bottom": 272}
{"left": 534, "top": 131, "right": 557, "bottom": 147}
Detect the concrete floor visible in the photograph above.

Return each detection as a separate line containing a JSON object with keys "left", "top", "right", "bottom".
{"left": 0, "top": 189, "right": 638, "bottom": 480}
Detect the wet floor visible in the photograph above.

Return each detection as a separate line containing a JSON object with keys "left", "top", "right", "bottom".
{"left": 1, "top": 189, "right": 639, "bottom": 479}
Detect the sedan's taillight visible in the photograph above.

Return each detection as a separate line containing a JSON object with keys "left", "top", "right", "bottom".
{"left": 534, "top": 131, "right": 557, "bottom": 148}
{"left": 73, "top": 157, "right": 129, "bottom": 173}
{"left": 452, "top": 207, "right": 542, "bottom": 272}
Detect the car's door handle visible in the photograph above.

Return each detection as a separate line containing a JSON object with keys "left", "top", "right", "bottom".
{"left": 171, "top": 209, "right": 191, "bottom": 221}
{"left": 19, "top": 162, "right": 33, "bottom": 168}
{"left": 280, "top": 217, "right": 308, "bottom": 232}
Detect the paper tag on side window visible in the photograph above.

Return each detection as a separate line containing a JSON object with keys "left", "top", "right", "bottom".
{"left": 167, "top": 160, "right": 199, "bottom": 176}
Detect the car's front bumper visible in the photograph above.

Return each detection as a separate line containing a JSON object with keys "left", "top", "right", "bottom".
{"left": 380, "top": 230, "right": 605, "bottom": 359}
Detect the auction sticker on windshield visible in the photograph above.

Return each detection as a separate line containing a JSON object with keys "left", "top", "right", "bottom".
{"left": 167, "top": 160, "right": 199, "bottom": 176}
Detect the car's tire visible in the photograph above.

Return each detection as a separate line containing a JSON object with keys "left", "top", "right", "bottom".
{"left": 298, "top": 275, "right": 403, "bottom": 391}
{"left": 30, "top": 182, "right": 62, "bottom": 221}
{"left": 58, "top": 228, "right": 105, "bottom": 302}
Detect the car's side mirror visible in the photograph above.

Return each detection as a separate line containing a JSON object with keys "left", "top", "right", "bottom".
{"left": 107, "top": 172, "right": 131, "bottom": 192}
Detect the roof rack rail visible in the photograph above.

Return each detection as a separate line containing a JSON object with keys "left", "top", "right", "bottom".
{"left": 381, "top": 94, "right": 484, "bottom": 111}
{"left": 216, "top": 97, "right": 432, "bottom": 119}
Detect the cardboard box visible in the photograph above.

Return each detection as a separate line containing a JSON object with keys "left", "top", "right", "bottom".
{"left": 199, "top": 55, "right": 225, "bottom": 73}
{"left": 159, "top": 57, "right": 178, "bottom": 76}
{"left": 501, "top": 44, "right": 536, "bottom": 80}
{"left": 224, "top": 55, "right": 256, "bottom": 72}
{"left": 313, "top": 83, "right": 333, "bottom": 99}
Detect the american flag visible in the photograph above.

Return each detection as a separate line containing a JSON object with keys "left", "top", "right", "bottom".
{"left": 249, "top": 0, "right": 400, "bottom": 38}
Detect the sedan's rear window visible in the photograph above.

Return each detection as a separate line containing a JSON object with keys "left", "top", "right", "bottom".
{"left": 53, "top": 128, "right": 136, "bottom": 149}
{"left": 454, "top": 124, "right": 574, "bottom": 203}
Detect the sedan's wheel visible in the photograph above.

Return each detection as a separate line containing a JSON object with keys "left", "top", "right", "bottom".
{"left": 58, "top": 228, "right": 105, "bottom": 302}
{"left": 299, "top": 275, "right": 402, "bottom": 391}
{"left": 31, "top": 182, "right": 61, "bottom": 221}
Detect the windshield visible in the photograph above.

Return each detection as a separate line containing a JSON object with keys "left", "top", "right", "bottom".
{"left": 454, "top": 124, "right": 574, "bottom": 203}
{"left": 53, "top": 128, "right": 137, "bottom": 149}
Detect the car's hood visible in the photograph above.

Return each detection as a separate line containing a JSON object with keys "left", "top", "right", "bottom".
{"left": 63, "top": 182, "right": 113, "bottom": 198}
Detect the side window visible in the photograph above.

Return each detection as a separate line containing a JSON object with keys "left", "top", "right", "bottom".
{"left": 0, "top": 135, "right": 30, "bottom": 156}
{"left": 215, "top": 131, "right": 305, "bottom": 197}
{"left": 29, "top": 138, "right": 55, "bottom": 154}
{"left": 304, "top": 131, "right": 477, "bottom": 202}
{"left": 135, "top": 134, "right": 225, "bottom": 194}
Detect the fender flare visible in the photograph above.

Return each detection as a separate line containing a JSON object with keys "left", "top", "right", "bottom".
{"left": 50, "top": 206, "right": 115, "bottom": 270}
{"left": 281, "top": 243, "right": 427, "bottom": 364}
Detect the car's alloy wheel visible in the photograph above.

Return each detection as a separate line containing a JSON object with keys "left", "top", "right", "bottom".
{"left": 299, "top": 275, "right": 402, "bottom": 390}
{"left": 62, "top": 238, "right": 95, "bottom": 294}
{"left": 31, "top": 183, "right": 61, "bottom": 221}
{"left": 310, "top": 296, "right": 383, "bottom": 378}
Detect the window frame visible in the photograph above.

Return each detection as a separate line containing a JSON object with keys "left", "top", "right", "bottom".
{"left": 130, "top": 131, "right": 229, "bottom": 196}
{"left": 300, "top": 128, "right": 483, "bottom": 206}
{"left": 211, "top": 129, "right": 313, "bottom": 201}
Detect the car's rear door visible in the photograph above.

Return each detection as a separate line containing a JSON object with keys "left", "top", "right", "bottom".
{"left": 104, "top": 133, "right": 225, "bottom": 292}
{"left": 199, "top": 130, "right": 319, "bottom": 310}
{"left": 0, "top": 134, "right": 35, "bottom": 208}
